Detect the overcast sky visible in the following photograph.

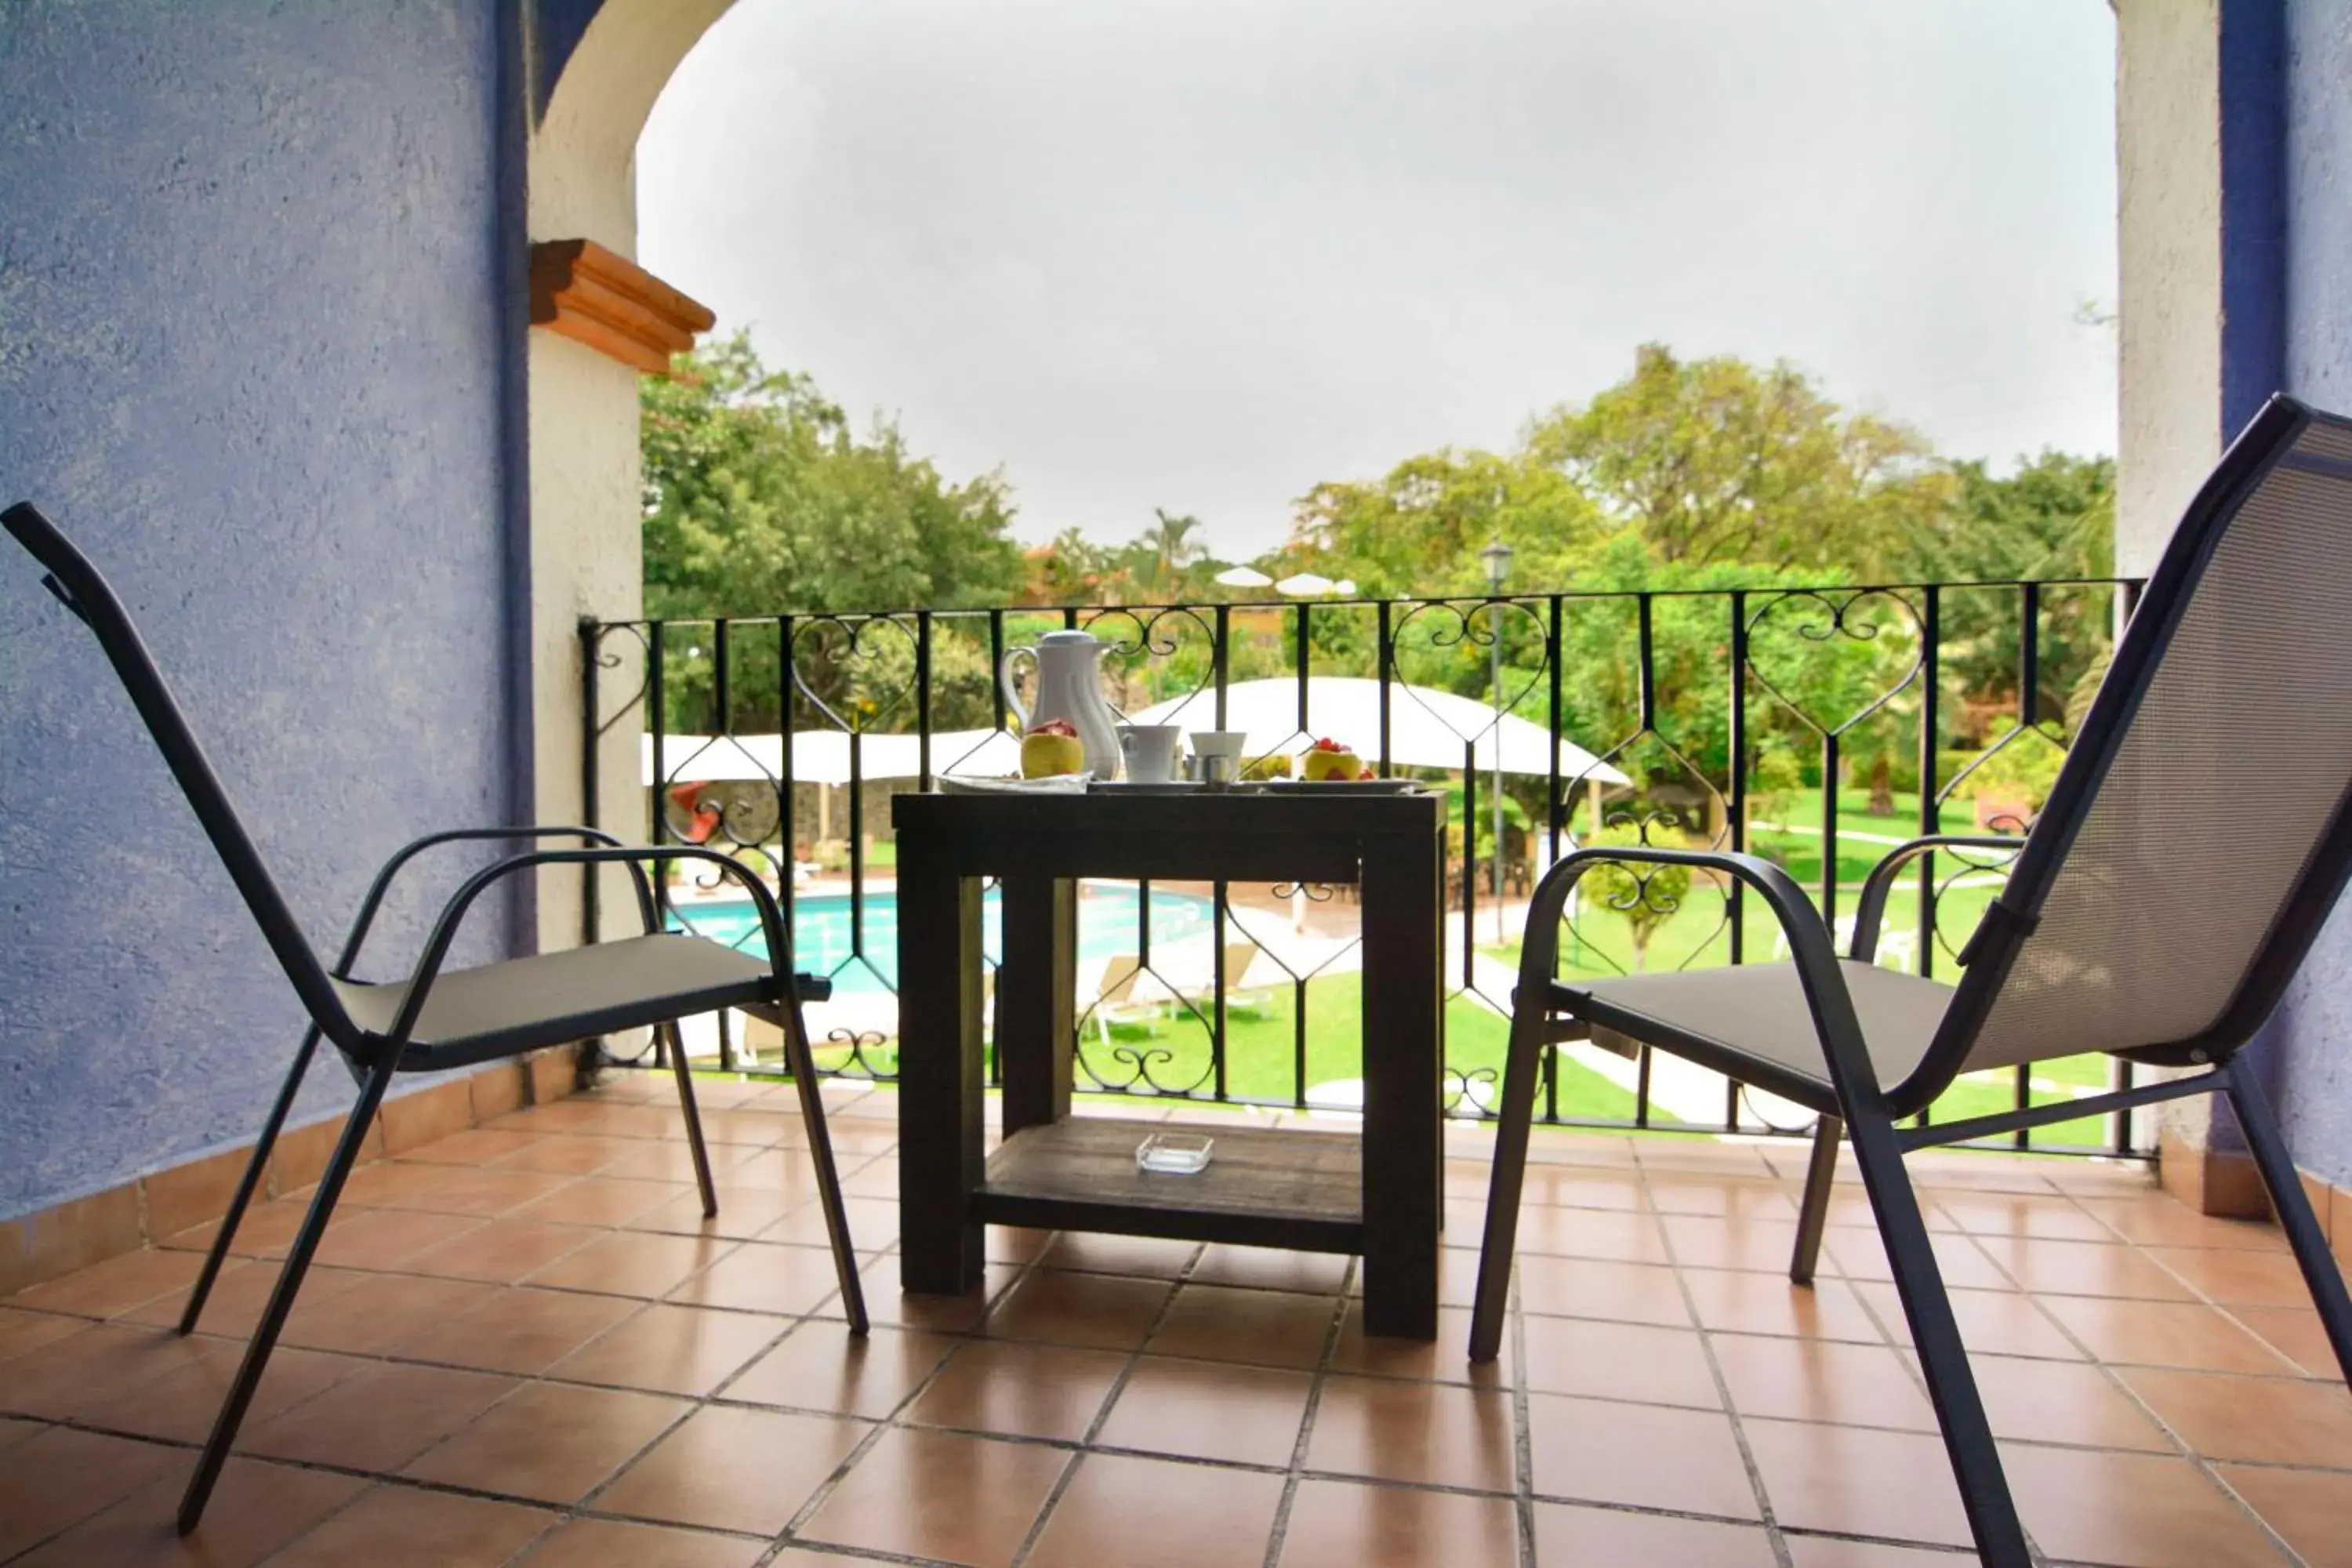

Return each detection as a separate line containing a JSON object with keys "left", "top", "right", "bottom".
{"left": 638, "top": 0, "right": 2118, "bottom": 561}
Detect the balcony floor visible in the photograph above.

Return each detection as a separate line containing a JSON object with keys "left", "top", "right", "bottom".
{"left": 2, "top": 1075, "right": 2348, "bottom": 1566}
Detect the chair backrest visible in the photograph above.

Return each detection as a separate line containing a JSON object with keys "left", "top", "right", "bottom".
{"left": 2, "top": 503, "right": 356, "bottom": 1045}
{"left": 1926, "top": 397, "right": 2352, "bottom": 1081}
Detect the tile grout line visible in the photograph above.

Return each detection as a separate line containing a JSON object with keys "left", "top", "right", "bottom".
{"left": 1634, "top": 1142, "right": 1798, "bottom": 1568}
{"left": 1258, "top": 1253, "right": 1358, "bottom": 1568}
{"left": 27, "top": 1395, "right": 2020, "bottom": 1527}
{"left": 23, "top": 1279, "right": 2352, "bottom": 1450}
{"left": 1858, "top": 1189, "right": 2308, "bottom": 1566}
{"left": 297, "top": 1086, "right": 898, "bottom": 1568}
{"left": 1507, "top": 1246, "right": 1537, "bottom": 1568}
{"left": 1975, "top": 1244, "right": 2314, "bottom": 1568}
{"left": 998, "top": 1241, "right": 1203, "bottom": 1568}
{"left": 9, "top": 1087, "right": 2338, "bottom": 1567}
{"left": 292, "top": 1084, "right": 880, "bottom": 1567}
{"left": 760, "top": 1239, "right": 1056, "bottom": 1562}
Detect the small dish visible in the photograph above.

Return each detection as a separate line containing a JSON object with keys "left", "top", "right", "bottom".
{"left": 1262, "top": 778, "right": 1424, "bottom": 794}
{"left": 938, "top": 773, "right": 1091, "bottom": 795}
{"left": 1134, "top": 1131, "right": 1214, "bottom": 1174}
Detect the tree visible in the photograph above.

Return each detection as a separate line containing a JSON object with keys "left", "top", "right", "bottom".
{"left": 1140, "top": 509, "right": 1207, "bottom": 595}
{"left": 1025, "top": 528, "right": 1110, "bottom": 603}
{"left": 1884, "top": 450, "right": 2118, "bottom": 742}
{"left": 641, "top": 334, "right": 1027, "bottom": 732}
{"left": 1524, "top": 344, "right": 1949, "bottom": 575}
{"left": 642, "top": 333, "right": 1025, "bottom": 619}
{"left": 1290, "top": 448, "right": 1603, "bottom": 600}
{"left": 1580, "top": 821, "right": 1693, "bottom": 972}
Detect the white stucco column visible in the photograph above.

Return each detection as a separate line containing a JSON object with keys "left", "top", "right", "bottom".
{"left": 2115, "top": 0, "right": 2223, "bottom": 580}
{"left": 525, "top": 0, "right": 732, "bottom": 953}
{"left": 2113, "top": 0, "right": 2270, "bottom": 1213}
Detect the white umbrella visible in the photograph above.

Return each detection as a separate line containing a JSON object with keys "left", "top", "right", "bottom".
{"left": 1123, "top": 677, "right": 1628, "bottom": 783}
{"left": 1274, "top": 572, "right": 1337, "bottom": 598}
{"left": 1214, "top": 564, "right": 1274, "bottom": 589}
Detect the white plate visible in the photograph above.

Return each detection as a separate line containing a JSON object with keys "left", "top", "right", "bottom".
{"left": 938, "top": 772, "right": 1091, "bottom": 794}
{"left": 1262, "top": 778, "right": 1425, "bottom": 793}
{"left": 1090, "top": 779, "right": 1204, "bottom": 793}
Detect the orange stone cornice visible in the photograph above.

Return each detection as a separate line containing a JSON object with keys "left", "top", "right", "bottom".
{"left": 528, "top": 238, "right": 715, "bottom": 375}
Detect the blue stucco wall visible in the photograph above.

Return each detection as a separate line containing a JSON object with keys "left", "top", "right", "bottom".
{"left": 0, "top": 1, "right": 524, "bottom": 1219}
{"left": 2263, "top": 0, "right": 2352, "bottom": 1186}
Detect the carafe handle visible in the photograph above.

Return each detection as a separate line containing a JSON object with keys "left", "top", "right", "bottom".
{"left": 999, "top": 646, "right": 1036, "bottom": 732}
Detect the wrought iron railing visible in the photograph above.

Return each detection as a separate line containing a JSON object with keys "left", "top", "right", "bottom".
{"left": 583, "top": 575, "right": 2149, "bottom": 1156}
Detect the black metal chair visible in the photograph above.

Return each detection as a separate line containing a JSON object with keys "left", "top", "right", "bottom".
{"left": 2, "top": 500, "right": 869, "bottom": 1535}
{"left": 1470, "top": 395, "right": 2352, "bottom": 1566}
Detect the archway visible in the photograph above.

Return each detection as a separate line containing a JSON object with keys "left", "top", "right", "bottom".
{"left": 524, "top": 0, "right": 735, "bottom": 952}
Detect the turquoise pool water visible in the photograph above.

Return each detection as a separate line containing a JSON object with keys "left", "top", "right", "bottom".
{"left": 666, "top": 883, "right": 1216, "bottom": 994}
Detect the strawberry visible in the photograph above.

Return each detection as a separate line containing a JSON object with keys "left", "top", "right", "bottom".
{"left": 1029, "top": 718, "right": 1079, "bottom": 738}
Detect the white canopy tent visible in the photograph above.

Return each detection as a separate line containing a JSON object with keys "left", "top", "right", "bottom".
{"left": 643, "top": 728, "right": 1021, "bottom": 787}
{"left": 1125, "top": 677, "right": 1627, "bottom": 784}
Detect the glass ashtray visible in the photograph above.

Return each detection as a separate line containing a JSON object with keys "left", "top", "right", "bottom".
{"left": 1134, "top": 1131, "right": 1214, "bottom": 1175}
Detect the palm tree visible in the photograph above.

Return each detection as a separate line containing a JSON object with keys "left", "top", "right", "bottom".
{"left": 1145, "top": 508, "right": 1207, "bottom": 595}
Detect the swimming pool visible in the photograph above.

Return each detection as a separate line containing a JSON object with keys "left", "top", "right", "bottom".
{"left": 666, "top": 883, "right": 1217, "bottom": 994}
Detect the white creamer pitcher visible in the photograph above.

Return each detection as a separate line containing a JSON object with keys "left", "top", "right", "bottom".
{"left": 1000, "top": 630, "right": 1123, "bottom": 779}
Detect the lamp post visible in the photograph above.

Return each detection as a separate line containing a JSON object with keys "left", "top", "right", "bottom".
{"left": 1479, "top": 539, "right": 1515, "bottom": 938}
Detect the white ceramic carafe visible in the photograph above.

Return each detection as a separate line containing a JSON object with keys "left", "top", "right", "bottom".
{"left": 1000, "top": 630, "right": 1123, "bottom": 779}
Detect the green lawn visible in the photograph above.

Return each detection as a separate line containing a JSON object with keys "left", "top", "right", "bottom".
{"left": 1482, "top": 880, "right": 2002, "bottom": 984}
{"left": 811, "top": 970, "right": 1642, "bottom": 1119}
{"left": 1086, "top": 964, "right": 2118, "bottom": 1148}
{"left": 1081, "top": 971, "right": 1640, "bottom": 1119}
{"left": 1745, "top": 791, "right": 2002, "bottom": 887}
{"left": 808, "top": 795, "right": 2118, "bottom": 1148}
{"left": 1465, "top": 827, "right": 2121, "bottom": 1149}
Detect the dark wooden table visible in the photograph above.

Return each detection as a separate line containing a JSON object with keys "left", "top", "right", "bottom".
{"left": 891, "top": 787, "right": 1447, "bottom": 1339}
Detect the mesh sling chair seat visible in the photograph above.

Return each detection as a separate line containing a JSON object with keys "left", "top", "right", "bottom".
{"left": 1, "top": 500, "right": 869, "bottom": 1536}
{"left": 1469, "top": 395, "right": 2352, "bottom": 1568}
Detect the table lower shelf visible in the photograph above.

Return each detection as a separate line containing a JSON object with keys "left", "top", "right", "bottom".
{"left": 973, "top": 1116, "right": 1364, "bottom": 1254}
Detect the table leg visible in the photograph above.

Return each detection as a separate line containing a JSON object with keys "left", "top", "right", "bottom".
{"left": 1359, "top": 829, "right": 1443, "bottom": 1339}
{"left": 999, "top": 876, "right": 1076, "bottom": 1137}
{"left": 898, "top": 856, "right": 986, "bottom": 1294}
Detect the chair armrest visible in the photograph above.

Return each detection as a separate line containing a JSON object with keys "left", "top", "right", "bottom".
{"left": 1516, "top": 844, "right": 1891, "bottom": 1107}
{"left": 381, "top": 845, "right": 793, "bottom": 1050}
{"left": 336, "top": 827, "right": 652, "bottom": 979}
{"left": 1849, "top": 834, "right": 2024, "bottom": 964}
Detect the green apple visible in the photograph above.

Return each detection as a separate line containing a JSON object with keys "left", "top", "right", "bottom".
{"left": 1021, "top": 721, "right": 1087, "bottom": 779}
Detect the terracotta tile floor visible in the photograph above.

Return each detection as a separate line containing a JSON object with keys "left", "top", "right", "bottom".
{"left": 4, "top": 1073, "right": 2349, "bottom": 1566}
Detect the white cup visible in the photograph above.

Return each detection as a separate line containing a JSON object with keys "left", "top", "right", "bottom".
{"left": 1188, "top": 729, "right": 1249, "bottom": 786}
{"left": 1118, "top": 724, "right": 1185, "bottom": 783}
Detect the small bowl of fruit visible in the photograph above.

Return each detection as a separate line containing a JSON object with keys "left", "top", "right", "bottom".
{"left": 1299, "top": 737, "right": 1378, "bottom": 782}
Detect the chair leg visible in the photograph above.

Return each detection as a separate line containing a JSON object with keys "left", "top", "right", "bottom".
{"left": 1788, "top": 1114, "right": 1842, "bottom": 1285}
{"left": 178, "top": 1052, "right": 397, "bottom": 1536}
{"left": 1843, "top": 1102, "right": 2031, "bottom": 1567}
{"left": 2224, "top": 1056, "right": 2352, "bottom": 1384}
{"left": 777, "top": 1000, "right": 869, "bottom": 1335}
{"left": 666, "top": 1022, "right": 720, "bottom": 1218}
{"left": 1468, "top": 1000, "right": 1545, "bottom": 1362}
{"left": 180, "top": 1027, "right": 323, "bottom": 1335}
{"left": 1470, "top": 884, "right": 1571, "bottom": 1367}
